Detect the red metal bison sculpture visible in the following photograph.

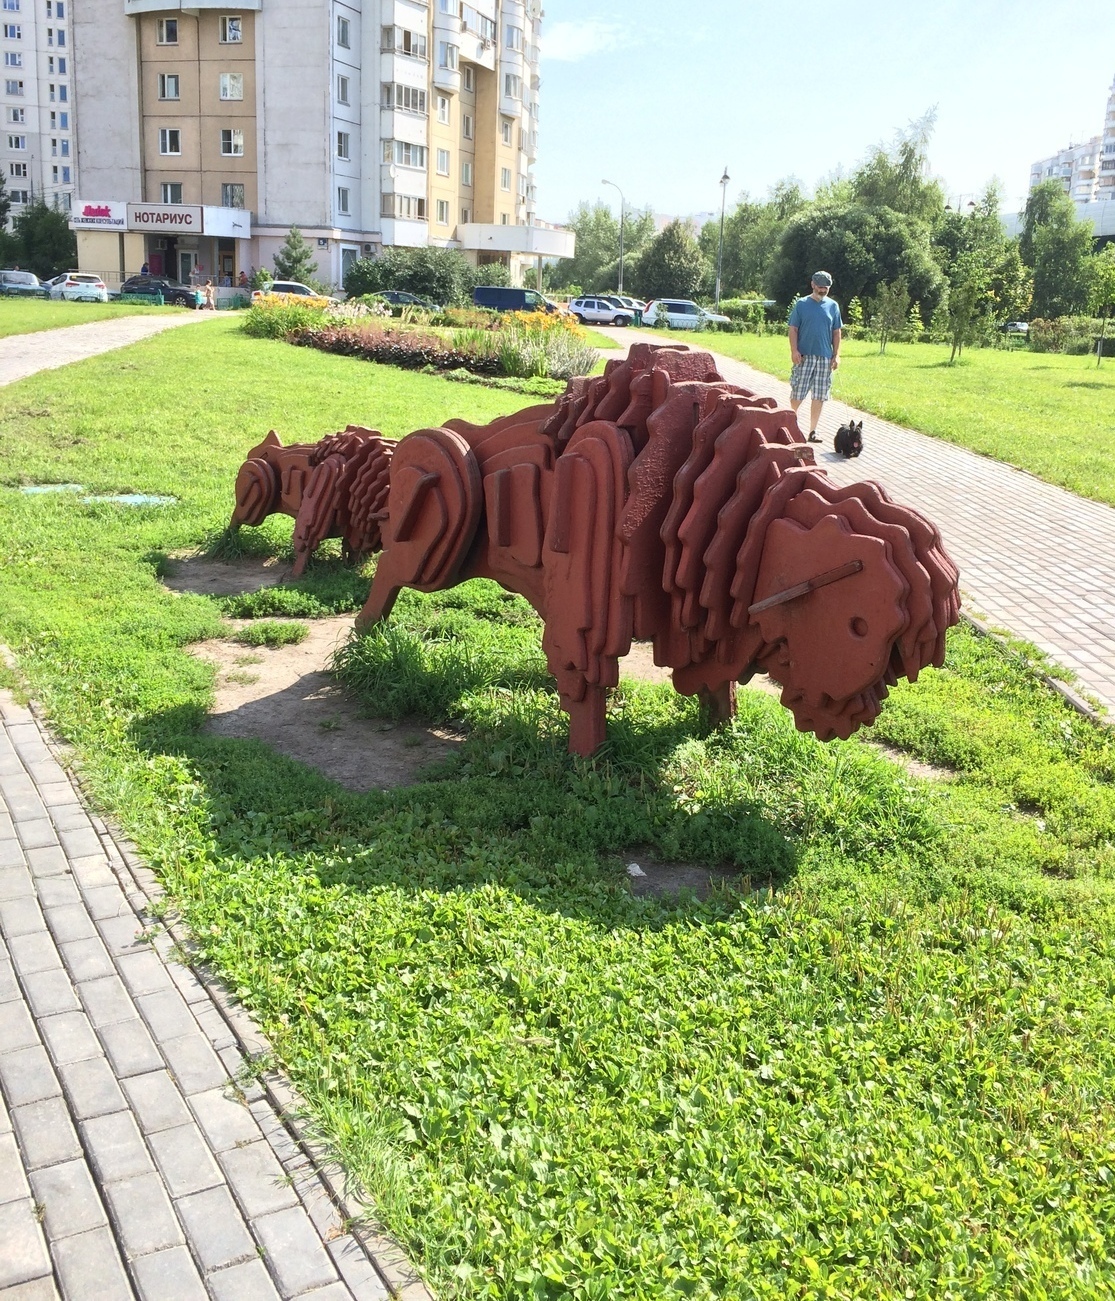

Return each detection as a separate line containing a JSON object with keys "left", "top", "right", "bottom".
{"left": 229, "top": 343, "right": 960, "bottom": 755}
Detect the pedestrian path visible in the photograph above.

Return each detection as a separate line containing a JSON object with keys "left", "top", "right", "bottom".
{"left": 0, "top": 312, "right": 212, "bottom": 388}
{"left": 616, "top": 328, "right": 1115, "bottom": 715}
{"left": 0, "top": 690, "right": 428, "bottom": 1300}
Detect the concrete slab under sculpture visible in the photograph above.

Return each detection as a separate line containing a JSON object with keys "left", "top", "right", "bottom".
{"left": 229, "top": 343, "right": 961, "bottom": 755}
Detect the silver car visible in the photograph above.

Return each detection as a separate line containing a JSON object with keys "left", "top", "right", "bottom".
{"left": 643, "top": 299, "right": 730, "bottom": 329}
{"left": 569, "top": 296, "right": 636, "bottom": 327}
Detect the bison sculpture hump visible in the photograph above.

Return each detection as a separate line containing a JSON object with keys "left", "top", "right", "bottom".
{"left": 229, "top": 343, "right": 960, "bottom": 755}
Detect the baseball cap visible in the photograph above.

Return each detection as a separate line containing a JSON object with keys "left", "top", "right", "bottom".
{"left": 811, "top": 271, "right": 833, "bottom": 287}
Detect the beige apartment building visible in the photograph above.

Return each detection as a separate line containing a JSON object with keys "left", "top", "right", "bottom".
{"left": 71, "top": 0, "right": 571, "bottom": 289}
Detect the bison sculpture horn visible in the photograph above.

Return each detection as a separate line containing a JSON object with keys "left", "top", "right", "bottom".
{"left": 229, "top": 343, "right": 960, "bottom": 755}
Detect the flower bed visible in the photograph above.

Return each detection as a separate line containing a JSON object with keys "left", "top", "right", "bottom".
{"left": 290, "top": 322, "right": 504, "bottom": 375}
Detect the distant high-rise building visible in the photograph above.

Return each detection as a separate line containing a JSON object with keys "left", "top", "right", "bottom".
{"left": 1029, "top": 74, "right": 1115, "bottom": 206}
{"left": 1, "top": 0, "right": 76, "bottom": 223}
{"left": 71, "top": 0, "right": 571, "bottom": 288}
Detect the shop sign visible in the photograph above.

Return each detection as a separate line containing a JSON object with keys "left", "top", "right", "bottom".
{"left": 127, "top": 203, "right": 204, "bottom": 230}
{"left": 70, "top": 200, "right": 127, "bottom": 230}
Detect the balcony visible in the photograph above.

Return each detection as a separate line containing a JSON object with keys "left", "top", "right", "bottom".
{"left": 125, "top": 0, "right": 260, "bottom": 10}
{"left": 457, "top": 222, "right": 574, "bottom": 258}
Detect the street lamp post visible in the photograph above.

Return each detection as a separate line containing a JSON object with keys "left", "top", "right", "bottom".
{"left": 602, "top": 178, "right": 625, "bottom": 294}
{"left": 715, "top": 167, "right": 730, "bottom": 309}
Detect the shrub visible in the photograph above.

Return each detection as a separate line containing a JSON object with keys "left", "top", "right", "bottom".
{"left": 1028, "top": 316, "right": 1104, "bottom": 354}
{"left": 241, "top": 296, "right": 330, "bottom": 339}
{"left": 233, "top": 620, "right": 309, "bottom": 648}
{"left": 435, "top": 306, "right": 501, "bottom": 331}
{"left": 290, "top": 323, "right": 504, "bottom": 374}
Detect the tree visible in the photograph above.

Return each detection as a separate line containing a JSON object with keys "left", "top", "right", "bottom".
{"left": 1019, "top": 179, "right": 1076, "bottom": 267}
{"left": 549, "top": 202, "right": 655, "bottom": 292}
{"left": 697, "top": 179, "right": 807, "bottom": 298}
{"left": 1089, "top": 243, "right": 1115, "bottom": 366}
{"left": 1031, "top": 219, "right": 1096, "bottom": 319}
{"left": 850, "top": 110, "right": 945, "bottom": 224}
{"left": 0, "top": 171, "right": 10, "bottom": 232}
{"left": 767, "top": 203, "right": 945, "bottom": 317}
{"left": 932, "top": 183, "right": 1031, "bottom": 327}
{"left": 631, "top": 219, "right": 709, "bottom": 301}
{"left": 272, "top": 227, "right": 319, "bottom": 283}
{"left": 11, "top": 200, "right": 76, "bottom": 279}
{"left": 946, "top": 250, "right": 992, "bottom": 362}
{"left": 343, "top": 246, "right": 476, "bottom": 305}
{"left": 871, "top": 278, "right": 909, "bottom": 354}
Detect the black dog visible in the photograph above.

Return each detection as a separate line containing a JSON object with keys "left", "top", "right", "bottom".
{"left": 834, "top": 420, "right": 864, "bottom": 457}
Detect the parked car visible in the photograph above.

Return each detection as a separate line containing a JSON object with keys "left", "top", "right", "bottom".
{"left": 595, "top": 294, "right": 647, "bottom": 313}
{"left": 369, "top": 289, "right": 440, "bottom": 310}
{"left": 46, "top": 272, "right": 109, "bottom": 303}
{"left": 251, "top": 280, "right": 339, "bottom": 304}
{"left": 472, "top": 286, "right": 560, "bottom": 314}
{"left": 120, "top": 275, "right": 200, "bottom": 308}
{"left": 1001, "top": 320, "right": 1029, "bottom": 335}
{"left": 569, "top": 296, "right": 636, "bottom": 326}
{"left": 0, "top": 270, "right": 51, "bottom": 300}
{"left": 643, "top": 299, "right": 730, "bottom": 329}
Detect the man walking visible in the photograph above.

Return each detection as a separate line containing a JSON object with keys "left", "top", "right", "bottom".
{"left": 788, "top": 271, "right": 842, "bottom": 443}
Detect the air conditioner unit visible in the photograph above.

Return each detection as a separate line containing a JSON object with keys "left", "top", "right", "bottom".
{"left": 363, "top": 243, "right": 373, "bottom": 254}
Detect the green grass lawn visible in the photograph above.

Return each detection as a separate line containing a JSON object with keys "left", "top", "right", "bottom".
{"left": 0, "top": 298, "right": 187, "bottom": 338}
{"left": 4, "top": 317, "right": 1115, "bottom": 1297}
{"left": 668, "top": 331, "right": 1115, "bottom": 507}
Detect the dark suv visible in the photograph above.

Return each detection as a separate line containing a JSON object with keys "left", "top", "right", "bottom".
{"left": 119, "top": 275, "right": 200, "bottom": 308}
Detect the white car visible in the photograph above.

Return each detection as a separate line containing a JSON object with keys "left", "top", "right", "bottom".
{"left": 252, "top": 280, "right": 339, "bottom": 303}
{"left": 643, "top": 299, "right": 730, "bottom": 330}
{"left": 47, "top": 272, "right": 108, "bottom": 303}
{"left": 568, "top": 296, "right": 636, "bottom": 326}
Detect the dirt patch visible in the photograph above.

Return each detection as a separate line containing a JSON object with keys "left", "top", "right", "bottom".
{"left": 621, "top": 853, "right": 758, "bottom": 900}
{"left": 161, "top": 552, "right": 291, "bottom": 597}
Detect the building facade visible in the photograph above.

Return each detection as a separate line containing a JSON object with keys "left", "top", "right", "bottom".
{"left": 71, "top": 0, "right": 572, "bottom": 288}
{"left": 1, "top": 0, "right": 75, "bottom": 223}
{"left": 1029, "top": 74, "right": 1115, "bottom": 206}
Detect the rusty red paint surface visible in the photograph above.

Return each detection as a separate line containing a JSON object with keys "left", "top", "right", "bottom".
{"left": 230, "top": 344, "right": 961, "bottom": 754}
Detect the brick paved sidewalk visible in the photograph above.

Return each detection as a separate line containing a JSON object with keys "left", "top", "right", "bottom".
{"left": 614, "top": 328, "right": 1115, "bottom": 715}
{"left": 0, "top": 313, "right": 213, "bottom": 388}
{"left": 0, "top": 690, "right": 429, "bottom": 1301}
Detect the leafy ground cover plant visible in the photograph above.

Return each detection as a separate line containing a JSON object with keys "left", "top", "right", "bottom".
{"left": 663, "top": 332, "right": 1115, "bottom": 506}
{"left": 4, "top": 317, "right": 1115, "bottom": 1296}
{"left": 232, "top": 619, "right": 308, "bottom": 648}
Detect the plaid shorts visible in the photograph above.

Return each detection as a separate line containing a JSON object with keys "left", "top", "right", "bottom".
{"left": 790, "top": 354, "right": 833, "bottom": 402}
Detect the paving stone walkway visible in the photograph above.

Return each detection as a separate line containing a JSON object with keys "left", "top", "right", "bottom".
{"left": 616, "top": 327, "right": 1115, "bottom": 715}
{"left": 0, "top": 690, "right": 426, "bottom": 1300}
{"left": 0, "top": 312, "right": 212, "bottom": 387}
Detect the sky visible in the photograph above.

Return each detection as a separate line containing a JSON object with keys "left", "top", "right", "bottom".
{"left": 532, "top": 0, "right": 1115, "bottom": 225}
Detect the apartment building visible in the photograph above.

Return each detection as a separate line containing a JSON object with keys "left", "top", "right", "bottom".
{"left": 1, "top": 0, "right": 75, "bottom": 224}
{"left": 1029, "top": 74, "right": 1115, "bottom": 207}
{"left": 71, "top": 0, "right": 571, "bottom": 289}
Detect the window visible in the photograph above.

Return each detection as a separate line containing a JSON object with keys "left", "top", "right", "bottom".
{"left": 2, "top": 1, "right": 19, "bottom": 10}
{"left": 337, "top": 186, "right": 350, "bottom": 215}
{"left": 4, "top": 78, "right": 21, "bottom": 93}
{"left": 436, "top": 199, "right": 449, "bottom": 225}
{"left": 50, "top": 137, "right": 57, "bottom": 155}
{"left": 4, "top": 52, "right": 21, "bottom": 66}
{"left": 220, "top": 127, "right": 244, "bottom": 155}
{"left": 461, "top": 160, "right": 472, "bottom": 186}
{"left": 460, "top": 206, "right": 470, "bottom": 223}
{"left": 60, "top": 138, "right": 68, "bottom": 156}
{"left": 3, "top": 23, "right": 20, "bottom": 37}
{"left": 462, "top": 113, "right": 473, "bottom": 139}
{"left": 158, "top": 72, "right": 179, "bottom": 99}
{"left": 159, "top": 127, "right": 180, "bottom": 154}
{"left": 500, "top": 212, "right": 509, "bottom": 225}
{"left": 438, "top": 0, "right": 459, "bottom": 12}
{"left": 336, "top": 130, "right": 349, "bottom": 160}
{"left": 7, "top": 133, "right": 24, "bottom": 148}
{"left": 57, "top": 56, "right": 64, "bottom": 71}
{"left": 381, "top": 193, "right": 426, "bottom": 220}
{"left": 219, "top": 15, "right": 241, "bottom": 43}
{"left": 219, "top": 72, "right": 243, "bottom": 100}
{"left": 221, "top": 181, "right": 245, "bottom": 207}
{"left": 61, "top": 165, "right": 70, "bottom": 183}
{"left": 504, "top": 73, "right": 521, "bottom": 99}
{"left": 501, "top": 119, "right": 512, "bottom": 146}
{"left": 58, "top": 110, "right": 67, "bottom": 127}
{"left": 436, "top": 148, "right": 450, "bottom": 175}
{"left": 462, "top": 65, "right": 473, "bottom": 91}
{"left": 160, "top": 181, "right": 182, "bottom": 203}
{"left": 46, "top": 26, "right": 53, "bottom": 43}
{"left": 382, "top": 26, "right": 426, "bottom": 58}
{"left": 156, "top": 17, "right": 177, "bottom": 44}
{"left": 8, "top": 161, "right": 25, "bottom": 175}
{"left": 438, "top": 42, "right": 458, "bottom": 70}
{"left": 57, "top": 82, "right": 66, "bottom": 100}
{"left": 383, "top": 83, "right": 426, "bottom": 113}
{"left": 505, "top": 24, "right": 522, "bottom": 50}
{"left": 337, "top": 74, "right": 349, "bottom": 104}
{"left": 7, "top": 107, "right": 21, "bottom": 122}
{"left": 9, "top": 189, "right": 27, "bottom": 203}
{"left": 437, "top": 95, "right": 449, "bottom": 125}
{"left": 500, "top": 167, "right": 511, "bottom": 191}
{"left": 382, "top": 139, "right": 426, "bottom": 168}
{"left": 336, "top": 15, "right": 349, "bottom": 48}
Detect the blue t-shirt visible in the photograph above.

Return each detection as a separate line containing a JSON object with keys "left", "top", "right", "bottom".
{"left": 789, "top": 295, "right": 843, "bottom": 358}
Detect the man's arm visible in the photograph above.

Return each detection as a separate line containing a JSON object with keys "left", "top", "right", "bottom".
{"left": 830, "top": 327, "right": 841, "bottom": 370}
{"left": 789, "top": 324, "right": 802, "bottom": 366}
